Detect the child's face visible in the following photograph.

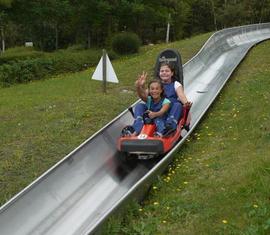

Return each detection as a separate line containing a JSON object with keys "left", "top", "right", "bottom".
{"left": 149, "top": 82, "right": 163, "bottom": 100}
{"left": 159, "top": 65, "right": 173, "bottom": 83}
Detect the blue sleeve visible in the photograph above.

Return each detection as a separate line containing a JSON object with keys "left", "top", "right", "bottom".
{"left": 146, "top": 96, "right": 152, "bottom": 109}
{"left": 162, "top": 98, "right": 171, "bottom": 105}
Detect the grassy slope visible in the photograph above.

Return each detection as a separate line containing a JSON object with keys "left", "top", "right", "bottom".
{"left": 0, "top": 33, "right": 210, "bottom": 205}
{"left": 104, "top": 41, "right": 270, "bottom": 234}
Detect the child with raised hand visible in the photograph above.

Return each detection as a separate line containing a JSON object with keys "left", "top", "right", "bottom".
{"left": 122, "top": 78, "right": 170, "bottom": 137}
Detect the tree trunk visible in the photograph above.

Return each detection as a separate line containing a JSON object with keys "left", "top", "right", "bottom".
{"left": 55, "top": 24, "right": 58, "bottom": 50}
{"left": 87, "top": 28, "right": 91, "bottom": 49}
{"left": 1, "top": 26, "right": 5, "bottom": 53}
{"left": 210, "top": 0, "right": 217, "bottom": 31}
{"left": 259, "top": 0, "right": 266, "bottom": 23}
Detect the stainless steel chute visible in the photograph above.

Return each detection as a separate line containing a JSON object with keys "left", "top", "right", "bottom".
{"left": 0, "top": 23, "right": 270, "bottom": 235}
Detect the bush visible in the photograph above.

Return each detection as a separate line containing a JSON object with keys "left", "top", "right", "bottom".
{"left": 0, "top": 58, "right": 54, "bottom": 86}
{"left": 0, "top": 47, "right": 44, "bottom": 65}
{"left": 111, "top": 32, "right": 141, "bottom": 55}
{"left": 0, "top": 48, "right": 119, "bottom": 87}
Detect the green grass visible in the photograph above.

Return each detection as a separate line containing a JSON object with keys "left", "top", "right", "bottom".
{"left": 0, "top": 33, "right": 211, "bottom": 205}
{"left": 103, "top": 41, "right": 270, "bottom": 234}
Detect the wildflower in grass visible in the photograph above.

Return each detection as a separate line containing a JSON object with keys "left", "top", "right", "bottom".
{"left": 153, "top": 202, "right": 159, "bottom": 206}
{"left": 222, "top": 220, "right": 228, "bottom": 224}
{"left": 162, "top": 220, "right": 167, "bottom": 224}
{"left": 183, "top": 181, "right": 188, "bottom": 185}
{"left": 139, "top": 208, "right": 143, "bottom": 212}
{"left": 253, "top": 204, "right": 258, "bottom": 208}
{"left": 153, "top": 186, "right": 158, "bottom": 190}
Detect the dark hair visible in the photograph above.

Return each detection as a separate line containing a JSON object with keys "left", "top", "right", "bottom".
{"left": 158, "top": 62, "right": 176, "bottom": 81}
{"left": 148, "top": 79, "right": 165, "bottom": 98}
{"left": 159, "top": 62, "right": 175, "bottom": 73}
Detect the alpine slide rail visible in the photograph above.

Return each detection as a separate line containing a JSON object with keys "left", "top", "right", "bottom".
{"left": 0, "top": 23, "right": 270, "bottom": 235}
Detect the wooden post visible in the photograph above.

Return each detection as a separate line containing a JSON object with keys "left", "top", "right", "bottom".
{"left": 102, "top": 49, "right": 107, "bottom": 93}
{"left": 166, "top": 13, "right": 171, "bottom": 43}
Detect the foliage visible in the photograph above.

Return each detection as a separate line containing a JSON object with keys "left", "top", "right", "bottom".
{"left": 0, "top": 46, "right": 43, "bottom": 64}
{"left": 111, "top": 32, "right": 141, "bottom": 55}
{"left": 0, "top": 48, "right": 112, "bottom": 86}
{"left": 0, "top": 0, "right": 269, "bottom": 51}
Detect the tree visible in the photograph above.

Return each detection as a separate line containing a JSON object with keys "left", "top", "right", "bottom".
{"left": 0, "top": 0, "right": 12, "bottom": 53}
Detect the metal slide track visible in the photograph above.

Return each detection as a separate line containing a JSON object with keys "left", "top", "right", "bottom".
{"left": 0, "top": 23, "right": 270, "bottom": 235}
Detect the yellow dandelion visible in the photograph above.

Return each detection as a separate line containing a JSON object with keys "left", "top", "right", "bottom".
{"left": 222, "top": 220, "right": 228, "bottom": 224}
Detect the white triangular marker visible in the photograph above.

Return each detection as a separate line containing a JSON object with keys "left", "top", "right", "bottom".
{"left": 92, "top": 54, "right": 119, "bottom": 83}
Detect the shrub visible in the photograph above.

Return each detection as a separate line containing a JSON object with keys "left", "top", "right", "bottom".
{"left": 0, "top": 58, "right": 54, "bottom": 86}
{"left": 0, "top": 47, "right": 44, "bottom": 65}
{"left": 0, "top": 48, "right": 119, "bottom": 87}
{"left": 111, "top": 32, "right": 141, "bottom": 55}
